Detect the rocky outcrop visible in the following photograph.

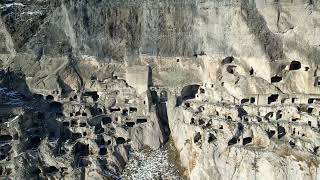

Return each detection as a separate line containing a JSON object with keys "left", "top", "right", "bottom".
{"left": 0, "top": 66, "right": 169, "bottom": 179}
{"left": 1, "top": 0, "right": 320, "bottom": 179}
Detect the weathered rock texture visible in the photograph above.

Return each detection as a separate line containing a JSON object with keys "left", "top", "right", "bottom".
{"left": 1, "top": 0, "right": 320, "bottom": 179}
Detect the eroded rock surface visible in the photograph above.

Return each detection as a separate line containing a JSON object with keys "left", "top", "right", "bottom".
{"left": 1, "top": 0, "right": 320, "bottom": 179}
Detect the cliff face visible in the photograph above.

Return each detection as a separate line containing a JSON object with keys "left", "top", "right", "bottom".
{"left": 1, "top": 0, "right": 320, "bottom": 179}
{"left": 1, "top": 0, "right": 320, "bottom": 93}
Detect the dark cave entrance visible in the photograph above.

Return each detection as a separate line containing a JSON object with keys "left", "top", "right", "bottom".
{"left": 271, "top": 75, "right": 282, "bottom": 83}
{"left": 268, "top": 94, "right": 279, "bottom": 104}
{"left": 289, "top": 61, "right": 301, "bottom": 70}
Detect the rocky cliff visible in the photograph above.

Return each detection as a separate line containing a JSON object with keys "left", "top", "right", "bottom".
{"left": 1, "top": 0, "right": 320, "bottom": 179}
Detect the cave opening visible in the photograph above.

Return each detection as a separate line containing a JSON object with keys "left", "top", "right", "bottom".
{"left": 99, "top": 147, "right": 107, "bottom": 155}
{"left": 268, "top": 94, "right": 279, "bottom": 104}
{"left": 83, "top": 91, "right": 99, "bottom": 101}
{"left": 226, "top": 65, "right": 236, "bottom": 74}
{"left": 71, "top": 120, "right": 78, "bottom": 127}
{"left": 277, "top": 125, "right": 286, "bottom": 139}
{"left": 241, "top": 98, "right": 249, "bottom": 104}
{"left": 242, "top": 137, "right": 252, "bottom": 145}
{"left": 29, "top": 136, "right": 41, "bottom": 149}
{"left": 222, "top": 56, "right": 234, "bottom": 64}
{"left": 194, "top": 132, "right": 201, "bottom": 143}
{"left": 79, "top": 122, "right": 86, "bottom": 127}
{"left": 178, "top": 84, "right": 200, "bottom": 105}
{"left": 136, "top": 118, "right": 147, "bottom": 124}
{"left": 116, "top": 137, "right": 126, "bottom": 145}
{"left": 63, "top": 121, "right": 70, "bottom": 127}
{"left": 228, "top": 137, "right": 238, "bottom": 146}
{"left": 109, "top": 107, "right": 120, "bottom": 113}
{"left": 45, "top": 166, "right": 59, "bottom": 175}
{"left": 208, "top": 133, "right": 216, "bottom": 143}
{"left": 266, "top": 130, "right": 275, "bottom": 138}
{"left": 102, "top": 117, "right": 112, "bottom": 124}
{"left": 46, "top": 95, "right": 54, "bottom": 101}
{"left": 289, "top": 61, "right": 301, "bottom": 70}
{"left": 250, "top": 97, "right": 255, "bottom": 103}
{"left": 249, "top": 67, "right": 254, "bottom": 75}
{"left": 271, "top": 75, "right": 282, "bottom": 83}
{"left": 94, "top": 124, "right": 104, "bottom": 134}
{"left": 122, "top": 109, "right": 128, "bottom": 116}
{"left": 276, "top": 110, "right": 282, "bottom": 120}
{"left": 0, "top": 135, "right": 12, "bottom": 142}
{"left": 74, "top": 142, "right": 89, "bottom": 156}
{"left": 129, "top": 107, "right": 137, "bottom": 113}
{"left": 71, "top": 133, "right": 82, "bottom": 142}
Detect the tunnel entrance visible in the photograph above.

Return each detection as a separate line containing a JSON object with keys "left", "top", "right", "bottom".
{"left": 177, "top": 84, "right": 200, "bottom": 106}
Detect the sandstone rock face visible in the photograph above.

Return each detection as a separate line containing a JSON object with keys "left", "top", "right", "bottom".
{"left": 1, "top": 0, "right": 320, "bottom": 179}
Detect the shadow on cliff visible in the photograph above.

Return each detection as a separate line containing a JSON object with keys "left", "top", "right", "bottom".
{"left": 0, "top": 68, "right": 73, "bottom": 179}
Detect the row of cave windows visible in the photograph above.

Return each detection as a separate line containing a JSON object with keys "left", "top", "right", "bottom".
{"left": 192, "top": 128, "right": 280, "bottom": 146}
{"left": 197, "top": 92, "right": 319, "bottom": 106}
{"left": 38, "top": 62, "right": 308, "bottom": 105}
{"left": 191, "top": 121, "right": 311, "bottom": 146}
{"left": 62, "top": 117, "right": 147, "bottom": 128}
{"left": 35, "top": 91, "right": 149, "bottom": 114}
{"left": 267, "top": 108, "right": 318, "bottom": 120}
{"left": 192, "top": 131, "right": 253, "bottom": 146}
{"left": 71, "top": 107, "right": 139, "bottom": 117}
{"left": 34, "top": 91, "right": 100, "bottom": 102}
{"left": 59, "top": 133, "right": 125, "bottom": 148}
{"left": 241, "top": 94, "right": 320, "bottom": 105}
{"left": 40, "top": 103, "right": 139, "bottom": 118}
{"left": 69, "top": 107, "right": 139, "bottom": 118}
{"left": 46, "top": 91, "right": 149, "bottom": 105}
{"left": 190, "top": 111, "right": 316, "bottom": 127}
{"left": 241, "top": 94, "right": 279, "bottom": 104}
{"left": 31, "top": 113, "right": 147, "bottom": 133}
